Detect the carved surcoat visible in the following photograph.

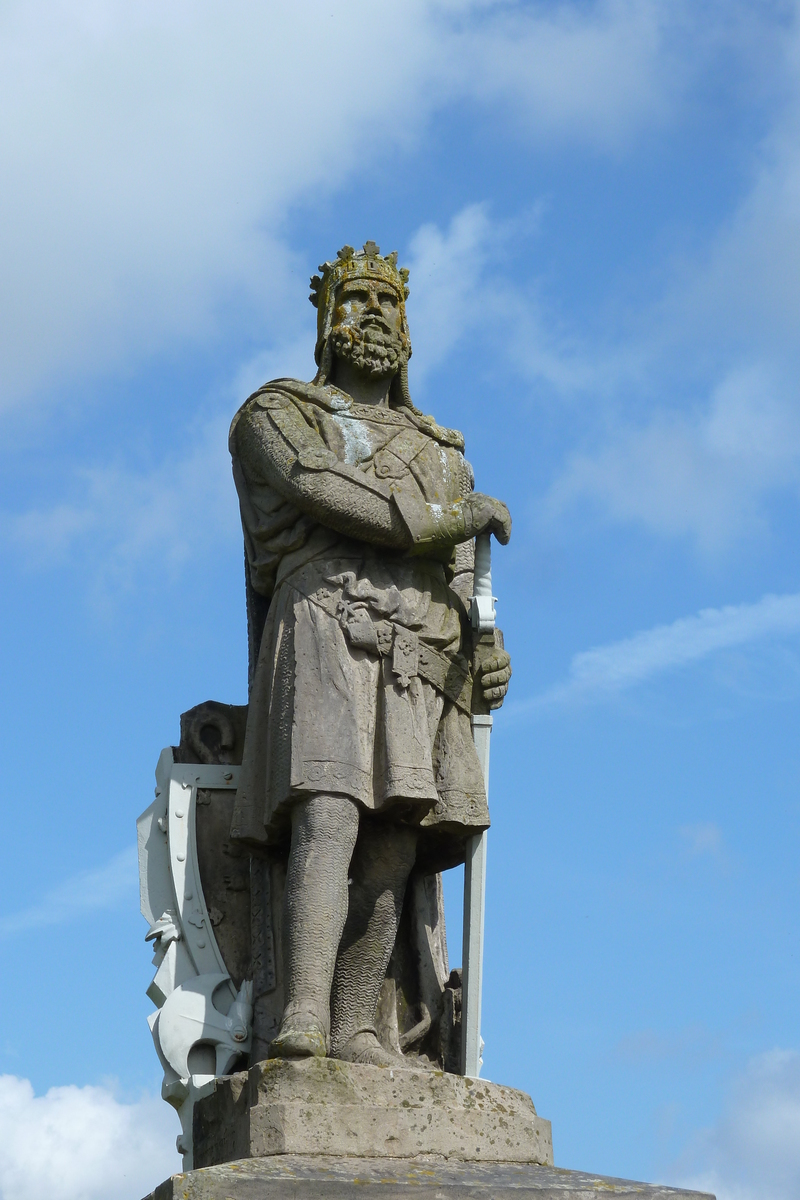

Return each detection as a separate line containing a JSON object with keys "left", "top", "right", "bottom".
{"left": 229, "top": 379, "right": 488, "bottom": 868}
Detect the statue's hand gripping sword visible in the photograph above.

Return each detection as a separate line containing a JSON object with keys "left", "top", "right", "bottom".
{"left": 461, "top": 532, "right": 496, "bottom": 1078}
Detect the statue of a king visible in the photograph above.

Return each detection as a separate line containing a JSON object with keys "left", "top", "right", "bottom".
{"left": 228, "top": 241, "right": 512, "bottom": 1067}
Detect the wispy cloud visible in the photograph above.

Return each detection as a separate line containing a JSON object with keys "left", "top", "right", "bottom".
{"left": 405, "top": 203, "right": 604, "bottom": 399}
{"left": 404, "top": 204, "right": 501, "bottom": 383}
{"left": 676, "top": 1050, "right": 800, "bottom": 1200}
{"left": 4, "top": 409, "right": 240, "bottom": 600}
{"left": 0, "top": 847, "right": 137, "bottom": 938}
{"left": 680, "top": 822, "right": 725, "bottom": 860}
{"left": 510, "top": 590, "right": 800, "bottom": 714}
{"left": 615, "top": 1023, "right": 723, "bottom": 1068}
{"left": 545, "top": 365, "right": 800, "bottom": 553}
{"left": 540, "top": 15, "right": 800, "bottom": 557}
{"left": 458, "top": 0, "right": 683, "bottom": 151}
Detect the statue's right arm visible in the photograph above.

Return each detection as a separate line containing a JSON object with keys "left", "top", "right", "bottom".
{"left": 235, "top": 400, "right": 411, "bottom": 547}
{"left": 234, "top": 399, "right": 511, "bottom": 551}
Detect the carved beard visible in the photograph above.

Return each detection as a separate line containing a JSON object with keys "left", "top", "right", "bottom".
{"left": 330, "top": 318, "right": 410, "bottom": 379}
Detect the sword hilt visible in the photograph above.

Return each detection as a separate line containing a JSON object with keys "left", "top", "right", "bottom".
{"left": 469, "top": 532, "right": 496, "bottom": 633}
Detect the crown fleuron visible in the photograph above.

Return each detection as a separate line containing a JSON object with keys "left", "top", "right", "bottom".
{"left": 309, "top": 242, "right": 410, "bottom": 310}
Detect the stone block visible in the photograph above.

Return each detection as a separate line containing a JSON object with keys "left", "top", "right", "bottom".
{"left": 193, "top": 1059, "right": 552, "bottom": 1169}
{"left": 144, "top": 1153, "right": 716, "bottom": 1199}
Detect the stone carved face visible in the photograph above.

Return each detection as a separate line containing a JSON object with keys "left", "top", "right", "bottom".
{"left": 330, "top": 278, "right": 410, "bottom": 379}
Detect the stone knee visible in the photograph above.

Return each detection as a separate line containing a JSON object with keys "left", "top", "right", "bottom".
{"left": 350, "top": 819, "right": 418, "bottom": 897}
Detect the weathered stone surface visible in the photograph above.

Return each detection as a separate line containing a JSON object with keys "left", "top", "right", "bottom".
{"left": 140, "top": 244, "right": 523, "bottom": 1176}
{"left": 144, "top": 1154, "right": 715, "bottom": 1200}
{"left": 226, "top": 241, "right": 513, "bottom": 1068}
{"left": 193, "top": 1059, "right": 552, "bottom": 1170}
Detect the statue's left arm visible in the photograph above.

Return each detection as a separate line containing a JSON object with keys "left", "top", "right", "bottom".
{"left": 451, "top": 537, "right": 512, "bottom": 711}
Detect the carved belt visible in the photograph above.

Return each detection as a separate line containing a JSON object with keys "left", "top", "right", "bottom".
{"left": 289, "top": 582, "right": 473, "bottom": 714}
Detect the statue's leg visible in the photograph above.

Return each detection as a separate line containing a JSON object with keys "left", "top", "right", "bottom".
{"left": 329, "top": 819, "right": 418, "bottom": 1065}
{"left": 269, "top": 793, "right": 359, "bottom": 1059}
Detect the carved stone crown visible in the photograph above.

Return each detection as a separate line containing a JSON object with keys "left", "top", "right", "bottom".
{"left": 309, "top": 242, "right": 410, "bottom": 312}
{"left": 309, "top": 242, "right": 412, "bottom": 371}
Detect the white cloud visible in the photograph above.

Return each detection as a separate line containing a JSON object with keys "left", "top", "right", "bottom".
{"left": 405, "top": 202, "right": 603, "bottom": 398}
{"left": 233, "top": 336, "right": 317, "bottom": 406}
{"left": 457, "top": 0, "right": 679, "bottom": 150}
{"left": 0, "top": 0, "right": 716, "bottom": 411}
{"left": 5, "top": 408, "right": 240, "bottom": 596}
{"left": 545, "top": 364, "right": 800, "bottom": 552}
{"left": 512, "top": 589, "right": 800, "bottom": 713}
{"left": 404, "top": 204, "right": 505, "bottom": 383}
{"left": 540, "top": 12, "right": 800, "bottom": 553}
{"left": 0, "top": 0, "right": 431, "bottom": 405}
{"left": 615, "top": 1023, "right": 722, "bottom": 1067}
{"left": 1, "top": 3, "right": 790, "bottom": 578}
{"left": 680, "top": 822, "right": 724, "bottom": 859}
{"left": 0, "top": 1075, "right": 177, "bottom": 1200}
{"left": 0, "top": 848, "right": 137, "bottom": 938}
{"left": 674, "top": 19, "right": 800, "bottom": 367}
{"left": 677, "top": 1050, "right": 800, "bottom": 1200}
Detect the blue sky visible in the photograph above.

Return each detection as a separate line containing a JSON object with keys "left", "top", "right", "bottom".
{"left": 1, "top": 2, "right": 799, "bottom": 1197}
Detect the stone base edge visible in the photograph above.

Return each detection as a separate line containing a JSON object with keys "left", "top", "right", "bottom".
{"left": 143, "top": 1154, "right": 716, "bottom": 1200}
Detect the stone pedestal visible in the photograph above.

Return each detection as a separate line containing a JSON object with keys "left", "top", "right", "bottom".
{"left": 145, "top": 1154, "right": 715, "bottom": 1199}
{"left": 143, "top": 1060, "right": 714, "bottom": 1200}
{"left": 192, "top": 1059, "right": 553, "bottom": 1168}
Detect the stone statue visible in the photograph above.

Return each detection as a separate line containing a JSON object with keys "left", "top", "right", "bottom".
{"left": 228, "top": 242, "right": 512, "bottom": 1067}
{"left": 140, "top": 244, "right": 713, "bottom": 1200}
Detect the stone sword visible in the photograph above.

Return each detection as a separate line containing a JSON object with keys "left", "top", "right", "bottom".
{"left": 461, "top": 531, "right": 497, "bottom": 1077}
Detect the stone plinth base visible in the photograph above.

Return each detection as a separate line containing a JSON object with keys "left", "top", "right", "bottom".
{"left": 193, "top": 1059, "right": 553, "bottom": 1168}
{"left": 145, "top": 1154, "right": 715, "bottom": 1199}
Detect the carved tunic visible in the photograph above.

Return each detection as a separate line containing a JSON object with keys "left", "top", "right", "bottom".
{"left": 229, "top": 379, "right": 488, "bottom": 867}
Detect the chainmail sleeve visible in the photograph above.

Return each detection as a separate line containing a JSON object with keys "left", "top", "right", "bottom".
{"left": 233, "top": 395, "right": 471, "bottom": 551}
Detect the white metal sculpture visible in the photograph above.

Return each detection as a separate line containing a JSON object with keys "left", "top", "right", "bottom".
{"left": 137, "top": 750, "right": 252, "bottom": 1169}
{"left": 462, "top": 531, "right": 497, "bottom": 1078}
